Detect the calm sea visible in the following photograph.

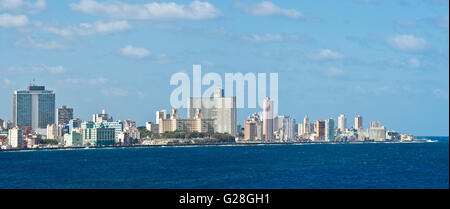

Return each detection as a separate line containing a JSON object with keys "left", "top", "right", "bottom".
{"left": 0, "top": 136, "right": 448, "bottom": 189}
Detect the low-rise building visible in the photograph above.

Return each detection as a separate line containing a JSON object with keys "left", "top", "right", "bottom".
{"left": 8, "top": 127, "right": 23, "bottom": 149}
{"left": 159, "top": 108, "right": 214, "bottom": 134}
{"left": 64, "top": 132, "right": 83, "bottom": 146}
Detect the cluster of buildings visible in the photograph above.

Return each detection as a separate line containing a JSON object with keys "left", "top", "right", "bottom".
{"left": 0, "top": 84, "right": 414, "bottom": 150}
{"left": 0, "top": 85, "right": 140, "bottom": 149}
{"left": 295, "top": 114, "right": 413, "bottom": 142}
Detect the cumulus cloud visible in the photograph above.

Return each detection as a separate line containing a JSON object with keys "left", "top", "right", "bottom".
{"left": 43, "top": 20, "right": 131, "bottom": 36}
{"left": 69, "top": 0, "right": 221, "bottom": 20}
{"left": 234, "top": 1, "right": 302, "bottom": 19}
{"left": 118, "top": 45, "right": 169, "bottom": 63}
{"left": 14, "top": 36, "right": 66, "bottom": 50}
{"left": 0, "top": 0, "right": 45, "bottom": 12}
{"left": 119, "top": 45, "right": 150, "bottom": 59}
{"left": 0, "top": 13, "right": 28, "bottom": 27}
{"left": 387, "top": 34, "right": 429, "bottom": 52}
{"left": 308, "top": 49, "right": 343, "bottom": 60}
{"left": 389, "top": 57, "right": 421, "bottom": 69}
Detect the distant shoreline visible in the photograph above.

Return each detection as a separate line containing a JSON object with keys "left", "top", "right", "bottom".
{"left": 0, "top": 139, "right": 436, "bottom": 152}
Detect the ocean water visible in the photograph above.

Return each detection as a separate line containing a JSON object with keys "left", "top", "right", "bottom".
{"left": 0, "top": 136, "right": 448, "bottom": 189}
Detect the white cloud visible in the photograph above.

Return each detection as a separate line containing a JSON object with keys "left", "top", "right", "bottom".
{"left": 1, "top": 78, "right": 11, "bottom": 87}
{"left": 308, "top": 49, "right": 343, "bottom": 60}
{"left": 389, "top": 57, "right": 422, "bottom": 69}
{"left": 235, "top": 1, "right": 302, "bottom": 19}
{"left": 7, "top": 65, "right": 67, "bottom": 74}
{"left": 69, "top": 0, "right": 221, "bottom": 20}
{"left": 101, "top": 87, "right": 128, "bottom": 96}
{"left": 137, "top": 91, "right": 145, "bottom": 99}
{"left": 407, "top": 58, "right": 421, "bottom": 68}
{"left": 61, "top": 77, "right": 108, "bottom": 85}
{"left": 387, "top": 34, "right": 428, "bottom": 52}
{"left": 0, "top": 0, "right": 45, "bottom": 12}
{"left": 326, "top": 67, "right": 345, "bottom": 77}
{"left": 14, "top": 36, "right": 66, "bottom": 50}
{"left": 241, "top": 33, "right": 306, "bottom": 43}
{"left": 119, "top": 45, "right": 169, "bottom": 63}
{"left": 119, "top": 45, "right": 150, "bottom": 59}
{"left": 0, "top": 13, "right": 28, "bottom": 27}
{"left": 44, "top": 20, "right": 131, "bottom": 36}
{"left": 242, "top": 33, "right": 283, "bottom": 43}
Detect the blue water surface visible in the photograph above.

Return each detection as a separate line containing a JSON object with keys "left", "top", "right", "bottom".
{"left": 0, "top": 136, "right": 448, "bottom": 189}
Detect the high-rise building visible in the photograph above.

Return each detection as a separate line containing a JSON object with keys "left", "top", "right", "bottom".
{"left": 354, "top": 115, "right": 363, "bottom": 131}
{"left": 156, "top": 109, "right": 167, "bottom": 124}
{"left": 187, "top": 88, "right": 236, "bottom": 136}
{"left": 315, "top": 120, "right": 326, "bottom": 141}
{"left": 92, "top": 109, "right": 113, "bottom": 123}
{"left": 338, "top": 114, "right": 347, "bottom": 131}
{"left": 8, "top": 127, "right": 23, "bottom": 149}
{"left": 13, "top": 85, "right": 55, "bottom": 131}
{"left": 274, "top": 115, "right": 295, "bottom": 141}
{"left": 303, "top": 114, "right": 310, "bottom": 135}
{"left": 297, "top": 123, "right": 303, "bottom": 136}
{"left": 57, "top": 105, "right": 73, "bottom": 125}
{"left": 325, "top": 118, "right": 335, "bottom": 141}
{"left": 263, "top": 98, "right": 274, "bottom": 141}
{"left": 369, "top": 121, "right": 386, "bottom": 141}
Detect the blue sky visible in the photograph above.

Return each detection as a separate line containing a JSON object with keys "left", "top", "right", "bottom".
{"left": 0, "top": 0, "right": 448, "bottom": 136}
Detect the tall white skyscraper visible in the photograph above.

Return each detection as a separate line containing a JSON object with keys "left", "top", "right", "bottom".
{"left": 13, "top": 85, "right": 55, "bottom": 131}
{"left": 263, "top": 98, "right": 274, "bottom": 141}
{"left": 303, "top": 114, "right": 310, "bottom": 134}
{"left": 338, "top": 114, "right": 347, "bottom": 131}
{"left": 155, "top": 109, "right": 167, "bottom": 124}
{"left": 354, "top": 115, "right": 363, "bottom": 130}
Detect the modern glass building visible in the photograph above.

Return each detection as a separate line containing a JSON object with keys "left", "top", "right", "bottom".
{"left": 13, "top": 85, "right": 55, "bottom": 130}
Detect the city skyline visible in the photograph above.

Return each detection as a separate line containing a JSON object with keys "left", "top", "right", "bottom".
{"left": 0, "top": 0, "right": 449, "bottom": 136}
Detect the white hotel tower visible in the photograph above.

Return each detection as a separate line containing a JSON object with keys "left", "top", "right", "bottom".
{"left": 338, "top": 114, "right": 347, "bottom": 132}
{"left": 263, "top": 98, "right": 274, "bottom": 141}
